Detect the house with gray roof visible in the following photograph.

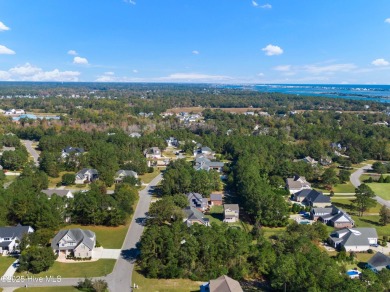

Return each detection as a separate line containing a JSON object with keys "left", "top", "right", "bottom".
{"left": 311, "top": 206, "right": 354, "bottom": 228}
{"left": 186, "top": 193, "right": 208, "bottom": 211}
{"left": 223, "top": 204, "right": 239, "bottom": 223}
{"left": 328, "top": 228, "right": 378, "bottom": 252}
{"left": 286, "top": 175, "right": 311, "bottom": 194}
{"left": 144, "top": 147, "right": 161, "bottom": 159}
{"left": 41, "top": 189, "right": 74, "bottom": 199}
{"left": 182, "top": 207, "right": 210, "bottom": 227}
{"left": 194, "top": 155, "right": 224, "bottom": 172}
{"left": 51, "top": 228, "right": 96, "bottom": 258}
{"left": 366, "top": 252, "right": 390, "bottom": 272}
{"left": 75, "top": 168, "right": 98, "bottom": 184}
{"left": 0, "top": 224, "right": 34, "bottom": 254}
{"left": 210, "top": 194, "right": 223, "bottom": 206}
{"left": 61, "top": 146, "right": 85, "bottom": 159}
{"left": 200, "top": 275, "right": 243, "bottom": 292}
{"left": 293, "top": 189, "right": 331, "bottom": 208}
{"left": 114, "top": 169, "right": 138, "bottom": 183}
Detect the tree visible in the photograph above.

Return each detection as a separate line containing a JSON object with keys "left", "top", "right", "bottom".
{"left": 379, "top": 205, "right": 390, "bottom": 226}
{"left": 18, "top": 246, "right": 56, "bottom": 274}
{"left": 338, "top": 169, "right": 350, "bottom": 184}
{"left": 372, "top": 161, "right": 387, "bottom": 174}
{"left": 321, "top": 167, "right": 338, "bottom": 187}
{"left": 62, "top": 173, "right": 76, "bottom": 186}
{"left": 353, "top": 184, "right": 376, "bottom": 217}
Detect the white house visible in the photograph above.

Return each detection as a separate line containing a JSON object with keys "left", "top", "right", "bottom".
{"left": 75, "top": 168, "right": 99, "bottom": 184}
{"left": 286, "top": 175, "right": 311, "bottom": 194}
{"left": 223, "top": 204, "right": 240, "bottom": 223}
{"left": 0, "top": 224, "right": 34, "bottom": 254}
{"left": 144, "top": 147, "right": 161, "bottom": 159}
{"left": 328, "top": 228, "right": 378, "bottom": 252}
{"left": 51, "top": 228, "right": 96, "bottom": 258}
{"left": 114, "top": 170, "right": 138, "bottom": 183}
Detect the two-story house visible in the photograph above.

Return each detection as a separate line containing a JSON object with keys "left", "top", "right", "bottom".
{"left": 51, "top": 228, "right": 96, "bottom": 258}
{"left": 114, "top": 170, "right": 138, "bottom": 183}
{"left": 286, "top": 175, "right": 311, "bottom": 194}
{"left": 144, "top": 147, "right": 161, "bottom": 159}
{"left": 223, "top": 204, "right": 239, "bottom": 223}
{"left": 0, "top": 224, "right": 34, "bottom": 254}
{"left": 75, "top": 168, "right": 99, "bottom": 184}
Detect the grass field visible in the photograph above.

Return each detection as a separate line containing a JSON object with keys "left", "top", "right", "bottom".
{"left": 261, "top": 227, "right": 286, "bottom": 239}
{"left": 132, "top": 267, "right": 202, "bottom": 292}
{"left": 314, "top": 181, "right": 355, "bottom": 193}
{"left": 0, "top": 256, "right": 17, "bottom": 275}
{"left": 139, "top": 168, "right": 161, "bottom": 184}
{"left": 331, "top": 197, "right": 382, "bottom": 214}
{"left": 16, "top": 259, "right": 116, "bottom": 278}
{"left": 352, "top": 215, "right": 390, "bottom": 237}
{"left": 15, "top": 287, "right": 78, "bottom": 292}
{"left": 47, "top": 171, "right": 75, "bottom": 188}
{"left": 65, "top": 224, "right": 129, "bottom": 249}
{"left": 366, "top": 183, "right": 390, "bottom": 201}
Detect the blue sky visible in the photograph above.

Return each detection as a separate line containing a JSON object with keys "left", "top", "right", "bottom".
{"left": 0, "top": 0, "right": 390, "bottom": 84}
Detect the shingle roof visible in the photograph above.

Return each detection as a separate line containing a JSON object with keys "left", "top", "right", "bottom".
{"left": 210, "top": 194, "right": 223, "bottom": 201}
{"left": 330, "top": 228, "right": 378, "bottom": 247}
{"left": 51, "top": 228, "right": 96, "bottom": 250}
{"left": 224, "top": 204, "right": 239, "bottom": 212}
{"left": 41, "top": 189, "right": 73, "bottom": 198}
{"left": 296, "top": 189, "right": 331, "bottom": 204}
{"left": 182, "top": 207, "right": 209, "bottom": 226}
{"left": 0, "top": 225, "right": 34, "bottom": 240}
{"left": 115, "top": 170, "right": 137, "bottom": 177}
{"left": 367, "top": 252, "right": 390, "bottom": 270}
{"left": 209, "top": 275, "right": 243, "bottom": 292}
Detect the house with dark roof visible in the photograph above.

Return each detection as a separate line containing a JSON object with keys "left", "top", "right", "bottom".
{"left": 41, "top": 189, "right": 74, "bottom": 199}
{"left": 210, "top": 194, "right": 223, "bottom": 206}
{"left": 51, "top": 228, "right": 96, "bottom": 258}
{"left": 286, "top": 175, "right": 311, "bottom": 194}
{"left": 166, "top": 137, "right": 179, "bottom": 147}
{"left": 328, "top": 228, "right": 378, "bottom": 252}
{"left": 186, "top": 193, "right": 208, "bottom": 211}
{"left": 223, "top": 204, "right": 239, "bottom": 223}
{"left": 293, "top": 189, "right": 331, "bottom": 208}
{"left": 366, "top": 252, "right": 390, "bottom": 272}
{"left": 0, "top": 224, "right": 34, "bottom": 253}
{"left": 75, "top": 168, "right": 98, "bottom": 184}
{"left": 311, "top": 206, "right": 354, "bottom": 228}
{"left": 114, "top": 170, "right": 138, "bottom": 183}
{"left": 61, "top": 146, "right": 85, "bottom": 159}
{"left": 200, "top": 275, "right": 243, "bottom": 292}
{"left": 182, "top": 207, "right": 210, "bottom": 227}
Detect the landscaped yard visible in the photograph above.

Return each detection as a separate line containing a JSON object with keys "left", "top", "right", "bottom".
{"left": 16, "top": 259, "right": 116, "bottom": 278}
{"left": 139, "top": 168, "right": 161, "bottom": 184}
{"left": 132, "top": 267, "right": 202, "bottom": 292}
{"left": 366, "top": 183, "right": 390, "bottom": 201}
{"left": 314, "top": 181, "right": 355, "bottom": 193}
{"left": 0, "top": 256, "right": 17, "bottom": 275}
{"left": 15, "top": 287, "right": 79, "bottom": 292}
{"left": 47, "top": 171, "right": 75, "bottom": 188}
{"left": 331, "top": 197, "right": 382, "bottom": 214}
{"left": 352, "top": 215, "right": 390, "bottom": 237}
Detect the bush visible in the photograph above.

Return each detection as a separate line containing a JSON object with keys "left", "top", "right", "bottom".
{"left": 367, "top": 249, "right": 374, "bottom": 254}
{"left": 147, "top": 167, "right": 154, "bottom": 173}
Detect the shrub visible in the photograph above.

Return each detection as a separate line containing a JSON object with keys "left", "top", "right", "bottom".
{"left": 367, "top": 249, "right": 374, "bottom": 254}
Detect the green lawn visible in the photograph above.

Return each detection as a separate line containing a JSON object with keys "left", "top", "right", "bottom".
{"left": 331, "top": 197, "right": 381, "bottom": 214}
{"left": 65, "top": 223, "right": 129, "bottom": 249}
{"left": 366, "top": 183, "right": 390, "bottom": 201}
{"left": 132, "top": 267, "right": 202, "bottom": 292}
{"left": 16, "top": 259, "right": 115, "bottom": 278}
{"left": 204, "top": 205, "right": 224, "bottom": 225}
{"left": 139, "top": 168, "right": 161, "bottom": 184}
{"left": 314, "top": 182, "right": 355, "bottom": 193}
{"left": 47, "top": 171, "right": 75, "bottom": 188}
{"left": 261, "top": 227, "right": 286, "bottom": 239}
{"left": 15, "top": 287, "right": 79, "bottom": 292}
{"left": 352, "top": 215, "right": 390, "bottom": 237}
{"left": 0, "top": 256, "right": 17, "bottom": 275}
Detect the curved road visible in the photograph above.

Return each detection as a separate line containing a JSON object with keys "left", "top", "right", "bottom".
{"left": 0, "top": 173, "right": 163, "bottom": 291}
{"left": 350, "top": 164, "right": 390, "bottom": 208}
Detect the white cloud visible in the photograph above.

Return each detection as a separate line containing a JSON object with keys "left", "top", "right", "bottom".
{"left": 303, "top": 63, "right": 356, "bottom": 74}
{"left": 192, "top": 50, "right": 200, "bottom": 55}
{"left": 0, "top": 21, "right": 10, "bottom": 31}
{"left": 133, "top": 69, "right": 138, "bottom": 73}
{"left": 0, "top": 63, "right": 80, "bottom": 81}
{"left": 257, "top": 73, "right": 265, "bottom": 77}
{"left": 371, "top": 58, "right": 389, "bottom": 66}
{"left": 262, "top": 44, "right": 283, "bottom": 56}
{"left": 68, "top": 50, "right": 78, "bottom": 55}
{"left": 385, "top": 18, "right": 390, "bottom": 24}
{"left": 260, "top": 4, "right": 272, "bottom": 9}
{"left": 252, "top": 1, "right": 258, "bottom": 7}
{"left": 124, "top": 0, "right": 136, "bottom": 5}
{"left": 273, "top": 65, "right": 291, "bottom": 71}
{"left": 0, "top": 45, "right": 15, "bottom": 55}
{"left": 159, "top": 73, "right": 232, "bottom": 82}
{"left": 73, "top": 56, "right": 89, "bottom": 65}
{"left": 105, "top": 71, "right": 115, "bottom": 75}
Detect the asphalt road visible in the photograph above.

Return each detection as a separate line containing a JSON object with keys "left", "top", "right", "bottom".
{"left": 0, "top": 173, "right": 163, "bottom": 291}
{"left": 21, "top": 140, "right": 39, "bottom": 167}
{"left": 350, "top": 164, "right": 390, "bottom": 208}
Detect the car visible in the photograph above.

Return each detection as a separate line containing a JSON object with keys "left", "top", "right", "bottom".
{"left": 370, "top": 244, "right": 379, "bottom": 247}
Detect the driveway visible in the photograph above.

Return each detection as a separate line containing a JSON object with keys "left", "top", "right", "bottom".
{"left": 93, "top": 248, "right": 121, "bottom": 260}
{"left": 21, "top": 140, "right": 39, "bottom": 167}
{"left": 350, "top": 164, "right": 390, "bottom": 208}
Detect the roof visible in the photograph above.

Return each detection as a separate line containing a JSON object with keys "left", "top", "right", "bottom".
{"left": 182, "top": 207, "right": 209, "bottom": 226}
{"left": 224, "top": 204, "right": 239, "bottom": 212}
{"left": 116, "top": 170, "right": 137, "bottom": 177}
{"left": 76, "top": 168, "right": 98, "bottom": 177}
{"left": 286, "top": 175, "right": 311, "bottom": 189}
{"left": 201, "top": 146, "right": 212, "bottom": 152}
{"left": 367, "top": 252, "right": 390, "bottom": 270}
{"left": 63, "top": 146, "right": 84, "bottom": 154}
{"left": 296, "top": 189, "right": 331, "bottom": 204}
{"left": 0, "top": 225, "right": 34, "bottom": 240}
{"left": 209, "top": 275, "right": 243, "bottom": 292}
{"left": 41, "top": 189, "right": 73, "bottom": 198}
{"left": 210, "top": 194, "right": 223, "bottom": 201}
{"left": 51, "top": 228, "right": 96, "bottom": 250}
{"left": 186, "top": 193, "right": 207, "bottom": 209}
{"left": 330, "top": 228, "right": 378, "bottom": 247}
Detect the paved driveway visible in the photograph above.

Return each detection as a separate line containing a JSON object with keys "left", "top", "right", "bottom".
{"left": 21, "top": 140, "right": 39, "bottom": 167}
{"left": 93, "top": 248, "right": 121, "bottom": 259}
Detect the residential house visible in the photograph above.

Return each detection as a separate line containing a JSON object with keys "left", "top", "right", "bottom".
{"left": 61, "top": 146, "right": 85, "bottom": 159}
{"left": 41, "top": 189, "right": 74, "bottom": 199}
{"left": 129, "top": 132, "right": 141, "bottom": 138}
{"left": 286, "top": 175, "right": 311, "bottom": 194}
{"left": 200, "top": 275, "right": 243, "bottom": 292}
{"left": 0, "top": 224, "right": 34, "bottom": 253}
{"left": 114, "top": 169, "right": 138, "bottom": 183}
{"left": 182, "top": 207, "right": 210, "bottom": 227}
{"left": 75, "top": 168, "right": 99, "bottom": 184}
{"left": 0, "top": 146, "right": 16, "bottom": 156}
{"left": 51, "top": 228, "right": 96, "bottom": 258}
{"left": 194, "top": 156, "right": 224, "bottom": 172}
{"left": 166, "top": 137, "right": 179, "bottom": 147}
{"left": 303, "top": 156, "right": 318, "bottom": 165}
{"left": 144, "top": 147, "right": 161, "bottom": 159}
{"left": 210, "top": 194, "right": 223, "bottom": 206}
{"left": 4, "top": 109, "right": 25, "bottom": 115}
{"left": 320, "top": 156, "right": 332, "bottom": 166}
{"left": 311, "top": 206, "right": 354, "bottom": 228}
{"left": 328, "top": 228, "right": 378, "bottom": 252}
{"left": 223, "top": 204, "right": 239, "bottom": 223}
{"left": 366, "top": 252, "right": 390, "bottom": 272}
{"left": 186, "top": 193, "right": 208, "bottom": 212}
{"left": 293, "top": 189, "right": 331, "bottom": 208}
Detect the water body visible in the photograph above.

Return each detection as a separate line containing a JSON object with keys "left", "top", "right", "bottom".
{"left": 225, "top": 84, "right": 390, "bottom": 103}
